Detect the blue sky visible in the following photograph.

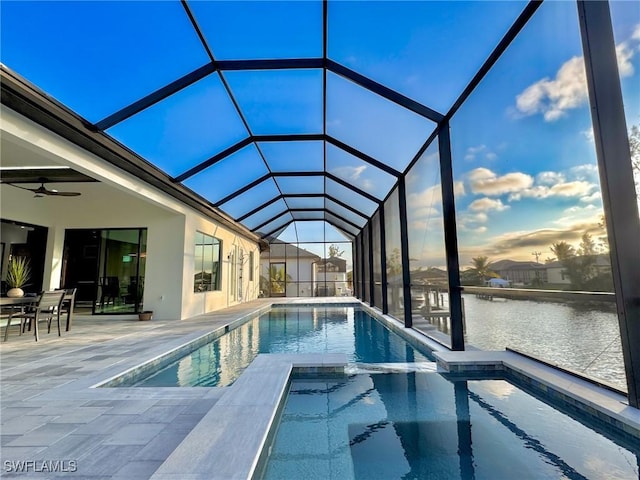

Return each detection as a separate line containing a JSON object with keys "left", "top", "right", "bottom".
{"left": 1, "top": 1, "right": 638, "bottom": 270}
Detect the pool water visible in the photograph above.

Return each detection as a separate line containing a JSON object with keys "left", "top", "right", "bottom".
{"left": 132, "top": 306, "right": 432, "bottom": 387}
{"left": 263, "top": 373, "right": 639, "bottom": 480}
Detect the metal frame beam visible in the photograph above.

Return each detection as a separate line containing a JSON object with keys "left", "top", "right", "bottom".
{"left": 253, "top": 133, "right": 324, "bottom": 143}
{"left": 95, "top": 63, "right": 216, "bottom": 130}
{"left": 254, "top": 208, "right": 361, "bottom": 234}
{"left": 439, "top": 124, "right": 464, "bottom": 350}
{"left": 216, "top": 58, "right": 324, "bottom": 71}
{"left": 175, "top": 137, "right": 253, "bottom": 182}
{"left": 323, "top": 212, "right": 361, "bottom": 236}
{"left": 235, "top": 192, "right": 369, "bottom": 226}
{"left": 326, "top": 173, "right": 382, "bottom": 205}
{"left": 325, "top": 194, "right": 369, "bottom": 221}
{"left": 367, "top": 221, "right": 375, "bottom": 306}
{"left": 213, "top": 173, "right": 272, "bottom": 207}
{"left": 260, "top": 219, "right": 293, "bottom": 239}
{"left": 445, "top": 1, "right": 542, "bottom": 122}
{"left": 360, "top": 232, "right": 366, "bottom": 302}
{"left": 326, "top": 59, "right": 444, "bottom": 123}
{"left": 237, "top": 196, "right": 284, "bottom": 223}
{"left": 397, "top": 178, "right": 413, "bottom": 327}
{"left": 379, "top": 206, "right": 388, "bottom": 314}
{"left": 326, "top": 135, "right": 401, "bottom": 177}
{"left": 577, "top": 0, "right": 640, "bottom": 407}
{"left": 253, "top": 210, "right": 292, "bottom": 232}
{"left": 324, "top": 219, "right": 356, "bottom": 240}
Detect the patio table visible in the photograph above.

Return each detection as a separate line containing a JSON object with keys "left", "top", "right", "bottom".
{"left": 1, "top": 295, "right": 38, "bottom": 341}
{"left": 1, "top": 293, "right": 75, "bottom": 339}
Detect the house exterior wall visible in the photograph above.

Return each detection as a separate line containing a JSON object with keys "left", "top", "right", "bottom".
{"left": 1, "top": 106, "right": 261, "bottom": 320}
{"left": 259, "top": 250, "right": 317, "bottom": 297}
{"left": 547, "top": 267, "right": 571, "bottom": 284}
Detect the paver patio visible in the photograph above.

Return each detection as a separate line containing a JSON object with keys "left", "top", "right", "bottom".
{"left": 0, "top": 298, "right": 286, "bottom": 479}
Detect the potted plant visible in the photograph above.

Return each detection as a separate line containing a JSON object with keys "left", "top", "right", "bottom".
{"left": 6, "top": 256, "right": 31, "bottom": 298}
{"left": 138, "top": 310, "right": 153, "bottom": 321}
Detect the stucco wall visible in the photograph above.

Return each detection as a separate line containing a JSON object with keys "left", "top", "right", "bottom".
{"left": 1, "top": 106, "right": 261, "bottom": 320}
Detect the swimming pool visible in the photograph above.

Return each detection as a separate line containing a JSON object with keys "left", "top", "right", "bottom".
{"left": 262, "top": 372, "right": 639, "bottom": 480}
{"left": 130, "top": 306, "right": 433, "bottom": 387}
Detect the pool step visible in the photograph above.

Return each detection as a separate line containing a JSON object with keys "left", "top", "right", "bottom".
{"left": 346, "top": 362, "right": 437, "bottom": 374}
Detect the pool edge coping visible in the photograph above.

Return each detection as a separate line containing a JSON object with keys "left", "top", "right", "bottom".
{"left": 434, "top": 349, "right": 640, "bottom": 439}
{"left": 148, "top": 353, "right": 348, "bottom": 480}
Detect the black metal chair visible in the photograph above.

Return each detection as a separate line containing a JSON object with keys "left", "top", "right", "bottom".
{"left": 99, "top": 276, "right": 120, "bottom": 308}
{"left": 59, "top": 288, "right": 77, "bottom": 332}
{"left": 4, "top": 290, "right": 65, "bottom": 342}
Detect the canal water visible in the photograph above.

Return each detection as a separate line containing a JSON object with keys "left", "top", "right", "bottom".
{"left": 434, "top": 294, "right": 624, "bottom": 390}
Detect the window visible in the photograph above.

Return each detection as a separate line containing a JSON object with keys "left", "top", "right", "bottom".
{"left": 194, "top": 231, "right": 222, "bottom": 292}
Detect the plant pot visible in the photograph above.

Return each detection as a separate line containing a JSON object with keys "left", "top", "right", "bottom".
{"left": 138, "top": 311, "right": 153, "bottom": 321}
{"left": 6, "top": 288, "right": 24, "bottom": 298}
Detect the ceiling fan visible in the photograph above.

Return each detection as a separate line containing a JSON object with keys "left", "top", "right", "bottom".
{"left": 8, "top": 178, "right": 81, "bottom": 197}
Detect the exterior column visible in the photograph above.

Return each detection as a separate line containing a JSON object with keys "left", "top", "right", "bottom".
{"left": 439, "top": 123, "right": 465, "bottom": 351}
{"left": 367, "top": 221, "right": 375, "bottom": 306}
{"left": 397, "top": 177, "right": 413, "bottom": 327}
{"left": 379, "top": 207, "right": 389, "bottom": 314}
{"left": 577, "top": 0, "right": 640, "bottom": 407}
{"left": 43, "top": 225, "right": 65, "bottom": 290}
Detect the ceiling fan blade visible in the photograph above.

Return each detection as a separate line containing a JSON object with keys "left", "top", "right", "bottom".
{"left": 48, "top": 190, "right": 81, "bottom": 196}
{"left": 6, "top": 182, "right": 81, "bottom": 197}
{"left": 6, "top": 183, "right": 40, "bottom": 193}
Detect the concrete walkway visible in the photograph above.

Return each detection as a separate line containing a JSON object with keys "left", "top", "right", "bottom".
{"left": 0, "top": 298, "right": 286, "bottom": 479}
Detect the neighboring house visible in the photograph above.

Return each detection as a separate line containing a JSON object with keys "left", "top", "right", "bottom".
{"left": 489, "top": 260, "right": 547, "bottom": 286}
{"left": 545, "top": 254, "right": 611, "bottom": 285}
{"left": 260, "top": 241, "right": 320, "bottom": 297}
{"left": 314, "top": 257, "right": 348, "bottom": 296}
{"left": 410, "top": 267, "right": 448, "bottom": 286}
{"left": 545, "top": 260, "right": 572, "bottom": 285}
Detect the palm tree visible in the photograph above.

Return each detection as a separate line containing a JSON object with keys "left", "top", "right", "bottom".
{"left": 464, "top": 256, "right": 496, "bottom": 285}
{"left": 328, "top": 244, "right": 344, "bottom": 258}
{"left": 268, "top": 265, "right": 291, "bottom": 294}
{"left": 550, "top": 241, "right": 575, "bottom": 261}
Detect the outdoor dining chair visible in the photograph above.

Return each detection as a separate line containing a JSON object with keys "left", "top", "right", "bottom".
{"left": 4, "top": 290, "right": 65, "bottom": 342}
{"left": 59, "top": 288, "right": 77, "bottom": 332}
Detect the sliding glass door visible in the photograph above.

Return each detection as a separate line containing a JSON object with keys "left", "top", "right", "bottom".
{"left": 62, "top": 228, "right": 147, "bottom": 314}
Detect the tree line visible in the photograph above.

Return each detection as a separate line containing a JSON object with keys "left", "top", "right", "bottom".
{"left": 462, "top": 232, "right": 613, "bottom": 292}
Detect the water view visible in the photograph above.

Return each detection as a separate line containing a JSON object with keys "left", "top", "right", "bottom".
{"left": 418, "top": 293, "right": 623, "bottom": 390}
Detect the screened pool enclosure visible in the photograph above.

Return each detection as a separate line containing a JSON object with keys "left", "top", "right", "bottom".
{"left": 1, "top": 1, "right": 639, "bottom": 405}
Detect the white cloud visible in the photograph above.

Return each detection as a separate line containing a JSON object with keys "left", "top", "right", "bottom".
{"left": 469, "top": 197, "right": 509, "bottom": 212}
{"left": 408, "top": 185, "right": 442, "bottom": 220}
{"left": 458, "top": 212, "right": 489, "bottom": 231}
{"left": 515, "top": 56, "right": 588, "bottom": 121}
{"left": 554, "top": 204, "right": 602, "bottom": 227}
{"left": 514, "top": 25, "right": 639, "bottom": 122}
{"left": 536, "top": 171, "right": 566, "bottom": 186}
{"left": 458, "top": 218, "right": 607, "bottom": 264}
{"left": 332, "top": 165, "right": 366, "bottom": 180}
{"left": 580, "top": 191, "right": 601, "bottom": 203}
{"left": 360, "top": 179, "right": 375, "bottom": 192}
{"left": 468, "top": 167, "right": 534, "bottom": 196}
{"left": 465, "top": 145, "right": 486, "bottom": 161}
{"left": 510, "top": 180, "right": 596, "bottom": 201}
{"left": 464, "top": 145, "right": 498, "bottom": 162}
{"left": 570, "top": 163, "right": 599, "bottom": 181}
{"left": 407, "top": 181, "right": 465, "bottom": 217}
{"left": 582, "top": 128, "right": 595, "bottom": 142}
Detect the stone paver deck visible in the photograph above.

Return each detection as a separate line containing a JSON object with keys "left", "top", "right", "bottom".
{"left": 0, "top": 298, "right": 290, "bottom": 479}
